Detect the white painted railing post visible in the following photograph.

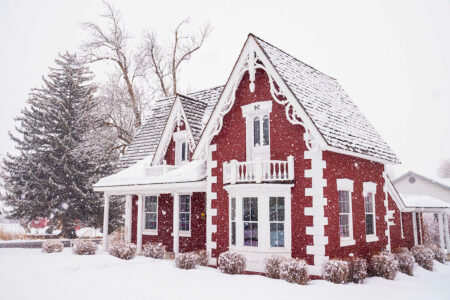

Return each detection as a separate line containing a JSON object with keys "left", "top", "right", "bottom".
{"left": 412, "top": 212, "right": 418, "bottom": 246}
{"left": 162, "top": 160, "right": 168, "bottom": 174}
{"left": 287, "top": 155, "right": 294, "bottom": 180}
{"left": 173, "top": 193, "right": 180, "bottom": 254}
{"left": 102, "top": 193, "right": 110, "bottom": 251}
{"left": 136, "top": 195, "right": 143, "bottom": 254}
{"left": 255, "top": 159, "right": 262, "bottom": 183}
{"left": 230, "top": 160, "right": 237, "bottom": 184}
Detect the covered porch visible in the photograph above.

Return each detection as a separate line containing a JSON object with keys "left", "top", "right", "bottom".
{"left": 400, "top": 193, "right": 450, "bottom": 253}
{"left": 93, "top": 158, "right": 207, "bottom": 254}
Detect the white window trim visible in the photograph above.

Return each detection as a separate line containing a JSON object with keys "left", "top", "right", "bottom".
{"left": 173, "top": 130, "right": 190, "bottom": 166}
{"left": 363, "top": 182, "right": 379, "bottom": 243}
{"left": 179, "top": 194, "right": 192, "bottom": 237}
{"left": 241, "top": 101, "right": 272, "bottom": 161}
{"left": 142, "top": 195, "right": 158, "bottom": 236}
{"left": 225, "top": 184, "right": 292, "bottom": 253}
{"left": 337, "top": 179, "right": 355, "bottom": 247}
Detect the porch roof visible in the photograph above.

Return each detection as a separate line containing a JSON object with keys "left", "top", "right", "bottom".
{"left": 93, "top": 157, "right": 207, "bottom": 194}
{"left": 399, "top": 193, "right": 450, "bottom": 213}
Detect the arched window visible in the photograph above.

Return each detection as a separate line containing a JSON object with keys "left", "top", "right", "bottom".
{"left": 263, "top": 115, "right": 269, "bottom": 146}
{"left": 181, "top": 142, "right": 186, "bottom": 161}
{"left": 253, "top": 117, "right": 260, "bottom": 147}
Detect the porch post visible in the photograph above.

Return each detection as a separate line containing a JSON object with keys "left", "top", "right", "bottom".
{"left": 444, "top": 213, "right": 450, "bottom": 253}
{"left": 418, "top": 213, "right": 423, "bottom": 244}
{"left": 136, "top": 194, "right": 143, "bottom": 253}
{"left": 438, "top": 213, "right": 445, "bottom": 250}
{"left": 102, "top": 193, "right": 110, "bottom": 251}
{"left": 412, "top": 212, "right": 418, "bottom": 246}
{"left": 125, "top": 195, "right": 132, "bottom": 243}
{"left": 173, "top": 193, "right": 180, "bottom": 254}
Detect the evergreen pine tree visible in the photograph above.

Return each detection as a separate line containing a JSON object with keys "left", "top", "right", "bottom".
{"left": 1, "top": 52, "right": 123, "bottom": 238}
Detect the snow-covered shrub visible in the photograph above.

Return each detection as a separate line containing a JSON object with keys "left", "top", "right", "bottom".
{"left": 108, "top": 240, "right": 136, "bottom": 260}
{"left": 394, "top": 248, "right": 415, "bottom": 276}
{"left": 143, "top": 242, "right": 166, "bottom": 259}
{"left": 370, "top": 251, "right": 398, "bottom": 280}
{"left": 218, "top": 251, "right": 246, "bottom": 275}
{"left": 265, "top": 255, "right": 286, "bottom": 279}
{"left": 322, "top": 259, "right": 349, "bottom": 284}
{"left": 175, "top": 252, "right": 198, "bottom": 269}
{"left": 423, "top": 217, "right": 440, "bottom": 245}
{"left": 42, "top": 240, "right": 64, "bottom": 253}
{"left": 426, "top": 243, "right": 446, "bottom": 263}
{"left": 280, "top": 258, "right": 310, "bottom": 285}
{"left": 72, "top": 239, "right": 97, "bottom": 255}
{"left": 193, "top": 250, "right": 209, "bottom": 266}
{"left": 348, "top": 257, "right": 368, "bottom": 283}
{"left": 411, "top": 245, "right": 434, "bottom": 271}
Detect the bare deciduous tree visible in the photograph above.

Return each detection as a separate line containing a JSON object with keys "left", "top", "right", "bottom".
{"left": 142, "top": 19, "right": 212, "bottom": 97}
{"left": 81, "top": 1, "right": 211, "bottom": 153}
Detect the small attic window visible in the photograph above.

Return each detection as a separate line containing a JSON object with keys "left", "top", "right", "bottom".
{"left": 409, "top": 177, "right": 416, "bottom": 184}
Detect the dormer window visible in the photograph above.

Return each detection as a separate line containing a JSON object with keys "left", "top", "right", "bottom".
{"left": 241, "top": 101, "right": 273, "bottom": 161}
{"left": 173, "top": 130, "right": 190, "bottom": 166}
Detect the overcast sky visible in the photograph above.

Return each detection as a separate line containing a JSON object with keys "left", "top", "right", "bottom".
{"left": 0, "top": 0, "right": 448, "bottom": 180}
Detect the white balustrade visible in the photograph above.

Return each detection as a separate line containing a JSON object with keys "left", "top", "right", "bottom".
{"left": 223, "top": 155, "right": 294, "bottom": 184}
{"left": 145, "top": 160, "right": 179, "bottom": 177}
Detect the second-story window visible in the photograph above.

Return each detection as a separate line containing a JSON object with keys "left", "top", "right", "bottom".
{"left": 253, "top": 115, "right": 270, "bottom": 147}
{"left": 173, "top": 130, "right": 189, "bottom": 166}
{"left": 181, "top": 141, "right": 189, "bottom": 162}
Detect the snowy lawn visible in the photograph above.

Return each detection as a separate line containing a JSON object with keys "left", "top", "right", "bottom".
{"left": 0, "top": 248, "right": 449, "bottom": 300}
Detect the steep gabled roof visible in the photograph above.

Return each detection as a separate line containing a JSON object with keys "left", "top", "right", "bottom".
{"left": 252, "top": 35, "right": 400, "bottom": 164}
{"left": 118, "top": 86, "right": 223, "bottom": 168}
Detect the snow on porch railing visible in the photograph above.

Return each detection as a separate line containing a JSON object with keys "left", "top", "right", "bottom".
{"left": 145, "top": 160, "right": 179, "bottom": 177}
{"left": 223, "top": 156, "right": 294, "bottom": 184}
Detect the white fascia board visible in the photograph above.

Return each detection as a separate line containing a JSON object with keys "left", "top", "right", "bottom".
{"left": 93, "top": 180, "right": 207, "bottom": 195}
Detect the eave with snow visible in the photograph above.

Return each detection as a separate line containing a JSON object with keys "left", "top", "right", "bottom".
{"left": 94, "top": 34, "right": 449, "bottom": 275}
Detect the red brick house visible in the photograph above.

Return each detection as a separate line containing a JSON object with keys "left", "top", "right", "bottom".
{"left": 94, "top": 34, "right": 450, "bottom": 275}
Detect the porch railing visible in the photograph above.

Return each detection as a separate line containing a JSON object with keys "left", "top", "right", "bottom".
{"left": 145, "top": 161, "right": 179, "bottom": 177}
{"left": 223, "top": 156, "right": 294, "bottom": 184}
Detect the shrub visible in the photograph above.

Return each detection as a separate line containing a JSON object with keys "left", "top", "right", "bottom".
{"left": 348, "top": 257, "right": 368, "bottom": 283}
{"left": 42, "top": 240, "right": 64, "bottom": 253}
{"left": 72, "top": 239, "right": 97, "bottom": 255}
{"left": 265, "top": 255, "right": 286, "bottom": 279}
{"left": 411, "top": 245, "right": 434, "bottom": 271}
{"left": 426, "top": 243, "right": 446, "bottom": 264}
{"left": 371, "top": 251, "right": 398, "bottom": 280}
{"left": 108, "top": 240, "right": 136, "bottom": 260}
{"left": 322, "top": 259, "right": 349, "bottom": 284}
{"left": 280, "top": 258, "right": 310, "bottom": 285}
{"left": 175, "top": 252, "right": 198, "bottom": 269}
{"left": 193, "top": 250, "right": 209, "bottom": 266}
{"left": 218, "top": 251, "right": 246, "bottom": 275}
{"left": 143, "top": 242, "right": 166, "bottom": 259}
{"left": 394, "top": 248, "right": 415, "bottom": 276}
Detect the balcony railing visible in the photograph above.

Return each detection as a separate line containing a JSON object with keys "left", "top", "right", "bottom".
{"left": 145, "top": 161, "right": 179, "bottom": 177}
{"left": 223, "top": 156, "right": 294, "bottom": 184}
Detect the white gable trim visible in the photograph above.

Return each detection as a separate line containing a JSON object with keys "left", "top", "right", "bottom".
{"left": 152, "top": 96, "right": 196, "bottom": 165}
{"left": 192, "top": 36, "right": 326, "bottom": 160}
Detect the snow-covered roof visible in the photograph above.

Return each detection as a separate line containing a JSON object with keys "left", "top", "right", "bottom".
{"left": 399, "top": 193, "right": 450, "bottom": 209}
{"left": 95, "top": 157, "right": 206, "bottom": 188}
{"left": 393, "top": 171, "right": 450, "bottom": 191}
{"left": 119, "top": 86, "right": 223, "bottom": 168}
{"left": 253, "top": 35, "right": 400, "bottom": 164}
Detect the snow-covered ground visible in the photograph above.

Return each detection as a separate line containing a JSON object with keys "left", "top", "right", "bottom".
{"left": 0, "top": 248, "right": 448, "bottom": 300}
